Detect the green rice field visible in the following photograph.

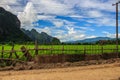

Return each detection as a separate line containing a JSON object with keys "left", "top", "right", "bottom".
{"left": 0, "top": 44, "right": 119, "bottom": 60}
{"left": 0, "top": 44, "right": 119, "bottom": 54}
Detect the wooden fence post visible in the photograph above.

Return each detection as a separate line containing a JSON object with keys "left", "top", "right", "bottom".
{"left": 14, "top": 51, "right": 19, "bottom": 59}
{"left": 9, "top": 44, "right": 14, "bottom": 58}
{"left": 84, "top": 47, "right": 86, "bottom": 60}
{"left": 101, "top": 46, "right": 103, "bottom": 54}
{"left": 62, "top": 45, "right": 64, "bottom": 54}
{"left": 1, "top": 45, "right": 4, "bottom": 58}
{"left": 51, "top": 45, "right": 53, "bottom": 54}
{"left": 35, "top": 40, "right": 38, "bottom": 55}
{"left": 84, "top": 47, "right": 86, "bottom": 55}
{"left": 62, "top": 45, "right": 65, "bottom": 63}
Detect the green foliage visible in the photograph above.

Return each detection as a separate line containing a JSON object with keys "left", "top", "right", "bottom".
{"left": 0, "top": 7, "right": 32, "bottom": 43}
{"left": 22, "top": 29, "right": 61, "bottom": 45}
{"left": 0, "top": 44, "right": 119, "bottom": 59}
{"left": 51, "top": 37, "right": 61, "bottom": 45}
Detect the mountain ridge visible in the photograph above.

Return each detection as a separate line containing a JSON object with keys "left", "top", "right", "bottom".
{"left": 21, "top": 28, "right": 61, "bottom": 44}
{"left": 0, "top": 7, "right": 31, "bottom": 43}
{"left": 65, "top": 37, "right": 113, "bottom": 43}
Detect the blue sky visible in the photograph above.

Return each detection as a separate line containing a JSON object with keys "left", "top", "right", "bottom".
{"left": 0, "top": 0, "right": 120, "bottom": 42}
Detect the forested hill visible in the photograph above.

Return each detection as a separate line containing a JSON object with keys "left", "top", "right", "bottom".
{"left": 21, "top": 29, "right": 61, "bottom": 44}
{"left": 0, "top": 7, "right": 31, "bottom": 43}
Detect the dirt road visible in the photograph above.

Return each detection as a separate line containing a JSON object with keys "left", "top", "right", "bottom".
{"left": 0, "top": 63, "right": 120, "bottom": 80}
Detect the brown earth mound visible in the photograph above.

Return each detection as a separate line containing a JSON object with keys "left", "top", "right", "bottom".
{"left": 0, "top": 58, "right": 120, "bottom": 71}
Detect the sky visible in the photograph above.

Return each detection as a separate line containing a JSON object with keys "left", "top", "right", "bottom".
{"left": 0, "top": 0, "right": 120, "bottom": 42}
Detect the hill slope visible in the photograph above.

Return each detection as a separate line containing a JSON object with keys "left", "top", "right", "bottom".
{"left": 22, "top": 29, "right": 61, "bottom": 44}
{"left": 65, "top": 37, "right": 112, "bottom": 43}
{"left": 0, "top": 7, "right": 31, "bottom": 42}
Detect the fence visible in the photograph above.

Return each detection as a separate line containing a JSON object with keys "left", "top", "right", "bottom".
{"left": 0, "top": 43, "right": 119, "bottom": 63}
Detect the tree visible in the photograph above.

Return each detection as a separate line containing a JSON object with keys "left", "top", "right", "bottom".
{"left": 51, "top": 37, "right": 61, "bottom": 45}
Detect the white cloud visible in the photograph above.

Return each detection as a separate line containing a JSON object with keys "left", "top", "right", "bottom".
{"left": 0, "top": 0, "right": 20, "bottom": 14}
{"left": 35, "top": 27, "right": 52, "bottom": 35}
{"left": 67, "top": 27, "right": 76, "bottom": 35}
{"left": 86, "top": 17, "right": 116, "bottom": 27}
{"left": 87, "top": 10, "right": 103, "bottom": 18}
{"left": 0, "top": 0, "right": 17, "bottom": 5}
{"left": 57, "top": 0, "right": 117, "bottom": 29}
{"left": 53, "top": 21, "right": 64, "bottom": 28}
{"left": 18, "top": 2, "right": 38, "bottom": 28}
{"left": 37, "top": 15, "right": 55, "bottom": 20}
{"left": 56, "top": 30, "right": 96, "bottom": 42}
{"left": 45, "top": 18, "right": 76, "bottom": 28}
{"left": 57, "top": 26, "right": 85, "bottom": 41}
{"left": 34, "top": 26, "right": 87, "bottom": 42}
{"left": 102, "top": 31, "right": 120, "bottom": 38}
{"left": 69, "top": 15, "right": 83, "bottom": 18}
{"left": 0, "top": 0, "right": 117, "bottom": 41}
{"left": 54, "top": 26, "right": 96, "bottom": 41}
{"left": 87, "top": 36, "right": 97, "bottom": 39}
{"left": 74, "top": 26, "right": 95, "bottom": 32}
{"left": 30, "top": 0, "right": 73, "bottom": 15}
{"left": 56, "top": 34, "right": 86, "bottom": 42}
{"left": 69, "top": 0, "right": 115, "bottom": 12}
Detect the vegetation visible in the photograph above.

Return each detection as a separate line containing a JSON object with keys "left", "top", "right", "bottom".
{"left": 21, "top": 29, "right": 61, "bottom": 44}
{"left": 0, "top": 7, "right": 31, "bottom": 43}
{"left": 0, "top": 44, "right": 119, "bottom": 55}
{"left": 0, "top": 7, "right": 119, "bottom": 60}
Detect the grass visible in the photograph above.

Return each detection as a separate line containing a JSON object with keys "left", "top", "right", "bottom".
{"left": 0, "top": 44, "right": 119, "bottom": 54}
{"left": 0, "top": 44, "right": 119, "bottom": 60}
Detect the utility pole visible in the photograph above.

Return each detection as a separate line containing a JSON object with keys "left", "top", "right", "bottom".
{"left": 112, "top": 1, "right": 120, "bottom": 57}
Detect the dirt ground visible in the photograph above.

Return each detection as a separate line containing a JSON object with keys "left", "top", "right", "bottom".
{"left": 0, "top": 62, "right": 120, "bottom": 80}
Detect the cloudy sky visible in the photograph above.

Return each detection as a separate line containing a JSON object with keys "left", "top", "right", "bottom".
{"left": 0, "top": 0, "right": 120, "bottom": 42}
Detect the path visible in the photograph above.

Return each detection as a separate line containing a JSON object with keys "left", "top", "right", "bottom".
{"left": 0, "top": 63, "right": 120, "bottom": 80}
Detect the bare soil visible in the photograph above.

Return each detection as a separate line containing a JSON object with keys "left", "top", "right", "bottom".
{"left": 0, "top": 62, "right": 120, "bottom": 80}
